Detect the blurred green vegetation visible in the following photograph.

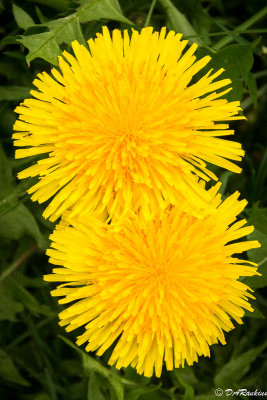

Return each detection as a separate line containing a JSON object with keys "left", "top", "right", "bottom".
{"left": 0, "top": 0, "right": 266, "bottom": 399}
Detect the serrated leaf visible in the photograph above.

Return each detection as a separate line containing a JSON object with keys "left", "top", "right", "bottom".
{"left": 77, "top": 0, "right": 130, "bottom": 24}
{"left": 18, "top": 0, "right": 132, "bottom": 65}
{"left": 158, "top": 0, "right": 202, "bottom": 46}
{"left": 214, "top": 340, "right": 267, "bottom": 387}
{"left": 13, "top": 4, "right": 35, "bottom": 30}
{"left": 47, "top": 16, "right": 85, "bottom": 45}
{"left": 19, "top": 31, "right": 60, "bottom": 65}
{"left": 0, "top": 348, "right": 30, "bottom": 386}
{"left": 0, "top": 85, "right": 31, "bottom": 101}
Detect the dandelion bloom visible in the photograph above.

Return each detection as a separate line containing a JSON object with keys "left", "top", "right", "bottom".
{"left": 14, "top": 27, "right": 244, "bottom": 221}
{"left": 44, "top": 186, "right": 260, "bottom": 377}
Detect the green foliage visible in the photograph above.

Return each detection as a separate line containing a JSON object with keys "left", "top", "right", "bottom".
{"left": 0, "top": 0, "right": 266, "bottom": 399}
{"left": 0, "top": 144, "right": 48, "bottom": 249}
{"left": 12, "top": 4, "right": 35, "bottom": 30}
{"left": 17, "top": 0, "right": 132, "bottom": 64}
{"left": 214, "top": 340, "right": 267, "bottom": 387}
{"left": 158, "top": 0, "right": 202, "bottom": 45}
{"left": 0, "top": 85, "right": 31, "bottom": 101}
{"left": 0, "top": 348, "right": 30, "bottom": 386}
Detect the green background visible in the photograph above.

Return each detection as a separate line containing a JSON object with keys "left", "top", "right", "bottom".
{"left": 0, "top": 0, "right": 266, "bottom": 399}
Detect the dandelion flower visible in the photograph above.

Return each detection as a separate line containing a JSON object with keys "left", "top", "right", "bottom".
{"left": 44, "top": 186, "right": 260, "bottom": 377}
{"left": 14, "top": 27, "right": 244, "bottom": 221}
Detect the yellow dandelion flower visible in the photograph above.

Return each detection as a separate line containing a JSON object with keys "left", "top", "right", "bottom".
{"left": 14, "top": 26, "right": 244, "bottom": 221}
{"left": 44, "top": 187, "right": 260, "bottom": 378}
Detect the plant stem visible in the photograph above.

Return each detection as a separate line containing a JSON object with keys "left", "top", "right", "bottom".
{"left": 7, "top": 316, "right": 55, "bottom": 349}
{"left": 254, "top": 70, "right": 267, "bottom": 79}
{"left": 241, "top": 83, "right": 267, "bottom": 110}
{"left": 144, "top": 0, "right": 157, "bottom": 27}
{"left": 184, "top": 29, "right": 267, "bottom": 39}
{"left": 0, "top": 246, "right": 37, "bottom": 283}
{"left": 213, "top": 6, "right": 267, "bottom": 50}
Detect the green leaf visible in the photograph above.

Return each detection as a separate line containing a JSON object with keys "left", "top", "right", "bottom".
{"left": 247, "top": 203, "right": 267, "bottom": 236}
{"left": 244, "top": 306, "right": 265, "bottom": 319}
{"left": 199, "top": 44, "right": 254, "bottom": 102}
{"left": 46, "top": 16, "right": 85, "bottom": 46}
{"left": 0, "top": 85, "right": 31, "bottom": 101}
{"left": 60, "top": 336, "right": 124, "bottom": 400}
{"left": 109, "top": 374, "right": 124, "bottom": 400}
{"left": 214, "top": 340, "right": 267, "bottom": 387}
{"left": 35, "top": 6, "right": 48, "bottom": 24}
{"left": 0, "top": 145, "right": 47, "bottom": 249}
{"left": 60, "top": 335, "right": 110, "bottom": 378}
{"left": 12, "top": 4, "right": 35, "bottom": 30}
{"left": 26, "top": 0, "right": 71, "bottom": 11}
{"left": 158, "top": 0, "right": 203, "bottom": 45}
{"left": 0, "top": 203, "right": 48, "bottom": 249}
{"left": 19, "top": 31, "right": 61, "bottom": 65}
{"left": 0, "top": 59, "right": 19, "bottom": 80}
{"left": 88, "top": 372, "right": 106, "bottom": 400}
{"left": 247, "top": 72, "right": 258, "bottom": 108}
{"left": 218, "top": 171, "right": 234, "bottom": 195}
{"left": 33, "top": 394, "right": 52, "bottom": 400}
{"left": 173, "top": 370, "right": 195, "bottom": 400}
{"left": 0, "top": 282, "right": 24, "bottom": 321}
{"left": 251, "top": 151, "right": 267, "bottom": 202}
{"left": 77, "top": 0, "right": 130, "bottom": 24}
{"left": 18, "top": 0, "right": 132, "bottom": 65}
{"left": 82, "top": 351, "right": 124, "bottom": 399}
{"left": 44, "top": 368, "right": 58, "bottom": 400}
{"left": 0, "top": 143, "right": 21, "bottom": 215}
{"left": 4, "top": 277, "right": 54, "bottom": 316}
{"left": 81, "top": 351, "right": 110, "bottom": 378}
{"left": 126, "top": 385, "right": 160, "bottom": 400}
{"left": 195, "top": 395, "right": 224, "bottom": 400}
{"left": 0, "top": 348, "right": 30, "bottom": 386}
{"left": 243, "top": 251, "right": 267, "bottom": 289}
{"left": 219, "top": 44, "right": 254, "bottom": 88}
{"left": 0, "top": 143, "right": 13, "bottom": 188}
{"left": 242, "top": 204, "right": 267, "bottom": 289}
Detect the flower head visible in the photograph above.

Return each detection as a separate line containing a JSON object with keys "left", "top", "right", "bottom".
{"left": 14, "top": 27, "right": 244, "bottom": 221}
{"left": 44, "top": 186, "right": 260, "bottom": 377}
